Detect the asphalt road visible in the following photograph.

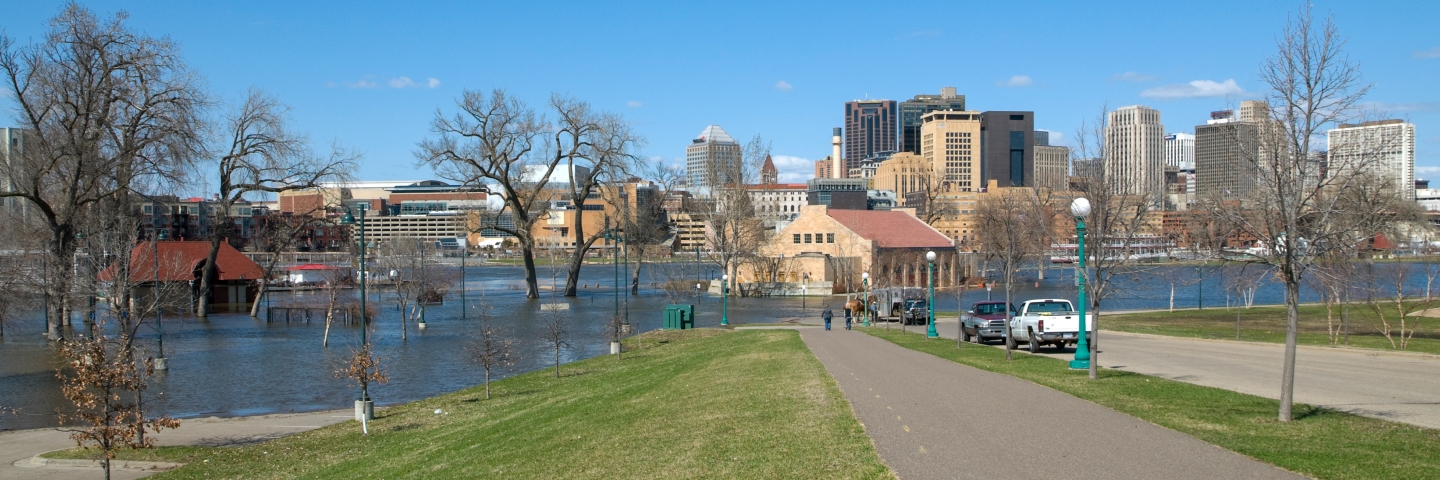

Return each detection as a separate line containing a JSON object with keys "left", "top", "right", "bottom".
{"left": 927, "top": 318, "right": 1440, "bottom": 430}
{"left": 799, "top": 328, "right": 1302, "bottom": 480}
{"left": 1, "top": 410, "right": 350, "bottom": 479}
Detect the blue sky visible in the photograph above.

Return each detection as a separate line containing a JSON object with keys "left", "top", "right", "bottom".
{"left": 5, "top": 1, "right": 1439, "bottom": 189}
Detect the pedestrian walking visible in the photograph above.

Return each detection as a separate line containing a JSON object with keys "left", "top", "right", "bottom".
{"left": 844, "top": 307, "right": 853, "bottom": 330}
{"left": 822, "top": 304, "right": 833, "bottom": 331}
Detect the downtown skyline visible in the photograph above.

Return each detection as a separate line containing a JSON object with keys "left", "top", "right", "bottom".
{"left": 3, "top": 1, "right": 1438, "bottom": 190}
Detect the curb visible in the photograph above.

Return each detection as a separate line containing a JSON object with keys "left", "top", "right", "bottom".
{"left": 15, "top": 454, "right": 183, "bottom": 471}
{"left": 1100, "top": 330, "right": 1440, "bottom": 360}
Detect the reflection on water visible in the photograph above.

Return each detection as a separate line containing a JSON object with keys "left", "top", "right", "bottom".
{"left": 0, "top": 261, "right": 1431, "bottom": 430}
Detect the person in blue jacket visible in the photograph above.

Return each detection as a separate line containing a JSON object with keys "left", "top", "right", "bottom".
{"left": 821, "top": 304, "right": 833, "bottom": 331}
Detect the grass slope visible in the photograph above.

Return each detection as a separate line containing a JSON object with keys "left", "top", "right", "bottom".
{"left": 68, "top": 329, "right": 890, "bottom": 479}
{"left": 862, "top": 327, "right": 1440, "bottom": 480}
{"left": 1104, "top": 304, "right": 1440, "bottom": 355}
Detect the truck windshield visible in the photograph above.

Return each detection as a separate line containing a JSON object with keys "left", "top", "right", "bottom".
{"left": 1026, "top": 302, "right": 1073, "bottom": 313}
{"left": 974, "top": 303, "right": 1013, "bottom": 315}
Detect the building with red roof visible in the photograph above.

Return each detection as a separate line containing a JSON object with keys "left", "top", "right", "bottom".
{"left": 99, "top": 241, "right": 266, "bottom": 312}
{"left": 739, "top": 204, "right": 958, "bottom": 294}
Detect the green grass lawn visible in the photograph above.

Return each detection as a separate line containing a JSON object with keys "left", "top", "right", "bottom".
{"left": 51, "top": 329, "right": 892, "bottom": 479}
{"left": 1103, "top": 304, "right": 1440, "bottom": 355}
{"left": 861, "top": 327, "right": 1440, "bottom": 480}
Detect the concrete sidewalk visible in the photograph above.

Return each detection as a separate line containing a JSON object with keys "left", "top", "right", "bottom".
{"left": 0, "top": 410, "right": 350, "bottom": 479}
{"left": 799, "top": 328, "right": 1303, "bottom": 480}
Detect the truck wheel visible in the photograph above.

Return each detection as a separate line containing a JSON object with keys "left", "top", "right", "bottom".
{"left": 1027, "top": 332, "right": 1040, "bottom": 353}
{"left": 973, "top": 334, "right": 985, "bottom": 345}
{"left": 961, "top": 329, "right": 972, "bottom": 343}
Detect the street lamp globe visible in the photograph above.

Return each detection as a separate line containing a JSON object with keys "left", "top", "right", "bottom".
{"left": 862, "top": 272, "right": 869, "bottom": 281}
{"left": 925, "top": 251, "right": 936, "bottom": 262}
{"left": 1070, "top": 197, "right": 1091, "bottom": 218}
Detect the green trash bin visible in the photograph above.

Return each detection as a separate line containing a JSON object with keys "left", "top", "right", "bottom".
{"left": 664, "top": 304, "right": 695, "bottom": 330}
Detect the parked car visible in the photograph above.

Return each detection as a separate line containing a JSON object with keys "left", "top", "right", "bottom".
{"left": 1008, "top": 299, "right": 1093, "bottom": 352}
{"left": 902, "top": 298, "right": 929, "bottom": 325}
{"left": 960, "top": 301, "right": 1015, "bottom": 344}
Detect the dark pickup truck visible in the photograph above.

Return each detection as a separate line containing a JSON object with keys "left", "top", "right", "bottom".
{"left": 960, "top": 301, "right": 1015, "bottom": 344}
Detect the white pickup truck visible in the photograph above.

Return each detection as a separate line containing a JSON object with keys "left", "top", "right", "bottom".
{"left": 1007, "top": 299, "right": 1093, "bottom": 352}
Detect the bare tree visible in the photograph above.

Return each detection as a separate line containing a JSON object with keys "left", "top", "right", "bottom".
{"left": 540, "top": 309, "right": 571, "bottom": 378}
{"left": 248, "top": 211, "right": 335, "bottom": 317}
{"left": 701, "top": 135, "right": 771, "bottom": 294}
{"left": 1201, "top": 6, "right": 1416, "bottom": 421}
{"left": 55, "top": 336, "right": 180, "bottom": 480}
{"left": 466, "top": 304, "right": 516, "bottom": 399}
{"left": 555, "top": 104, "right": 641, "bottom": 297}
{"left": 1364, "top": 262, "right": 1437, "bottom": 350}
{"left": 1070, "top": 107, "right": 1166, "bottom": 379}
{"left": 0, "top": 5, "right": 207, "bottom": 338}
{"left": 973, "top": 189, "right": 1051, "bottom": 360}
{"left": 196, "top": 89, "right": 356, "bottom": 317}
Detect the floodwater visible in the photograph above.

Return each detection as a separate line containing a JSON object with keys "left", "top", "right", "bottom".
{"left": 1, "top": 259, "right": 1433, "bottom": 431}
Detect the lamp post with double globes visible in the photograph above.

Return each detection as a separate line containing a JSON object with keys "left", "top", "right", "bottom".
{"left": 926, "top": 250, "right": 938, "bottom": 339}
{"left": 1069, "top": 198, "right": 1092, "bottom": 370}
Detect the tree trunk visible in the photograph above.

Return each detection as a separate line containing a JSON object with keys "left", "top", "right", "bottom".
{"left": 631, "top": 258, "right": 642, "bottom": 296}
{"left": 1089, "top": 307, "right": 1101, "bottom": 380}
{"left": 322, "top": 308, "right": 333, "bottom": 347}
{"left": 1003, "top": 266, "right": 1014, "bottom": 361}
{"left": 484, "top": 369, "right": 491, "bottom": 399}
{"left": 1278, "top": 276, "right": 1300, "bottom": 421}
{"left": 250, "top": 281, "right": 266, "bottom": 318}
{"left": 563, "top": 248, "right": 585, "bottom": 297}
{"left": 196, "top": 236, "right": 223, "bottom": 318}
{"left": 521, "top": 246, "right": 540, "bottom": 298}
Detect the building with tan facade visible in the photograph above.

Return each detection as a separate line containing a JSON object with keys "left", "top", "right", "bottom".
{"left": 921, "top": 110, "right": 983, "bottom": 191}
{"left": 739, "top": 204, "right": 958, "bottom": 294}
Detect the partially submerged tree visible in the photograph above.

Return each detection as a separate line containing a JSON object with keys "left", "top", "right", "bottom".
{"left": 197, "top": 89, "right": 355, "bottom": 317}
{"left": 0, "top": 5, "right": 206, "bottom": 338}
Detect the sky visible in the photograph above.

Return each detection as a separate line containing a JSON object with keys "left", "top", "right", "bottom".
{"left": 4, "top": 1, "right": 1439, "bottom": 191}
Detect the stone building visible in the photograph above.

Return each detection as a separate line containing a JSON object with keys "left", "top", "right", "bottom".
{"left": 740, "top": 204, "right": 957, "bottom": 294}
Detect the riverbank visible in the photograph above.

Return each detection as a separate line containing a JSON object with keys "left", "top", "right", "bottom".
{"left": 861, "top": 327, "right": 1440, "bottom": 480}
{"left": 43, "top": 329, "right": 891, "bottom": 479}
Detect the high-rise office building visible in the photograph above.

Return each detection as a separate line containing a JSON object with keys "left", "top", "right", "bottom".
{"left": 1328, "top": 119, "right": 1417, "bottom": 200}
{"left": 899, "top": 87, "right": 966, "bottom": 155}
{"left": 1194, "top": 116, "right": 1260, "bottom": 199}
{"left": 920, "top": 111, "right": 983, "bottom": 191}
{"left": 1164, "top": 133, "right": 1195, "bottom": 170}
{"left": 685, "top": 125, "right": 741, "bottom": 191}
{"left": 844, "top": 99, "right": 897, "bottom": 176}
{"left": 0, "top": 128, "right": 31, "bottom": 217}
{"left": 815, "top": 158, "right": 833, "bottom": 180}
{"left": 980, "top": 111, "right": 1035, "bottom": 188}
{"left": 1034, "top": 144, "right": 1070, "bottom": 192}
{"left": 1104, "top": 105, "right": 1165, "bottom": 197}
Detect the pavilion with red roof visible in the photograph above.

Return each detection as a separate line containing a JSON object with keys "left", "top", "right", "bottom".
{"left": 99, "top": 240, "right": 266, "bottom": 312}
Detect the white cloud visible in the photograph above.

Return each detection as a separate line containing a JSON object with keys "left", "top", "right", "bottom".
{"left": 1416, "top": 166, "right": 1440, "bottom": 177}
{"left": 626, "top": 101, "right": 643, "bottom": 108}
{"left": 386, "top": 76, "right": 441, "bottom": 89}
{"left": 345, "top": 78, "right": 379, "bottom": 89}
{"left": 770, "top": 155, "right": 816, "bottom": 183}
{"left": 1141, "top": 79, "right": 1245, "bottom": 99}
{"left": 324, "top": 81, "right": 337, "bottom": 88}
{"left": 774, "top": 80, "right": 793, "bottom": 92}
{"left": 997, "top": 75, "right": 1032, "bottom": 87}
{"left": 1414, "top": 47, "right": 1440, "bottom": 59}
{"left": 1111, "top": 71, "right": 1158, "bottom": 82}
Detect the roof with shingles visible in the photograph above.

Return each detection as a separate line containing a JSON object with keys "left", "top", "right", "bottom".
{"left": 827, "top": 209, "right": 953, "bottom": 249}
{"left": 98, "top": 241, "right": 265, "bottom": 282}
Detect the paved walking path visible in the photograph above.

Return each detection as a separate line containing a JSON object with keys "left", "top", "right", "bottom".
{"left": 0, "top": 410, "right": 350, "bottom": 479}
{"left": 799, "top": 328, "right": 1303, "bottom": 480}
{"left": 923, "top": 318, "right": 1440, "bottom": 430}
